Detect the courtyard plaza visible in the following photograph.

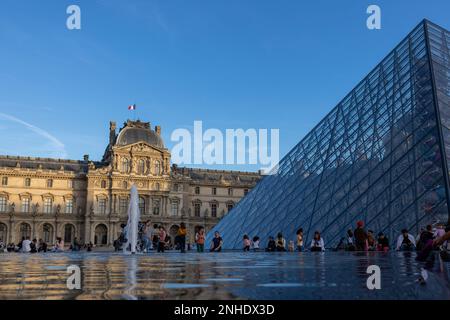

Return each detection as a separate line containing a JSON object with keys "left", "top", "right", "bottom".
{"left": 0, "top": 250, "right": 449, "bottom": 300}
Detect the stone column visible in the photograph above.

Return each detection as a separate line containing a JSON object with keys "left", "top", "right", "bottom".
{"left": 9, "top": 218, "right": 15, "bottom": 244}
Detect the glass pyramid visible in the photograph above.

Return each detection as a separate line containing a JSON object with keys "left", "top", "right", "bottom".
{"left": 207, "top": 20, "right": 450, "bottom": 250}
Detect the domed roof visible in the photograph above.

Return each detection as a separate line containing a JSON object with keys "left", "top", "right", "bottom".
{"left": 115, "top": 120, "right": 164, "bottom": 148}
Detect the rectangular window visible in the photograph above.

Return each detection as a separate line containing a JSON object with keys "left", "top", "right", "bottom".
{"left": 66, "top": 199, "right": 73, "bottom": 214}
{"left": 119, "top": 198, "right": 128, "bottom": 214}
{"left": 68, "top": 180, "right": 74, "bottom": 188}
{"left": 212, "top": 187, "right": 217, "bottom": 195}
{"left": 195, "top": 186, "right": 200, "bottom": 194}
{"left": 227, "top": 203, "right": 234, "bottom": 212}
{"left": 0, "top": 197, "right": 7, "bottom": 212}
{"left": 194, "top": 203, "right": 201, "bottom": 217}
{"left": 228, "top": 188, "right": 233, "bottom": 196}
{"left": 21, "top": 198, "right": 30, "bottom": 213}
{"left": 47, "top": 179, "right": 53, "bottom": 188}
{"left": 1, "top": 177, "right": 8, "bottom": 186}
{"left": 24, "top": 178, "right": 31, "bottom": 187}
{"left": 171, "top": 201, "right": 178, "bottom": 216}
{"left": 98, "top": 199, "right": 106, "bottom": 214}
{"left": 43, "top": 198, "right": 53, "bottom": 214}
{"left": 211, "top": 203, "right": 217, "bottom": 217}
{"left": 244, "top": 189, "right": 249, "bottom": 196}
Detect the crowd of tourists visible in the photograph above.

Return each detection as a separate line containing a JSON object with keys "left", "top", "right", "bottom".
{"left": 4, "top": 219, "right": 449, "bottom": 256}
{"left": 114, "top": 221, "right": 220, "bottom": 253}
{"left": 238, "top": 220, "right": 450, "bottom": 255}
{"left": 0, "top": 236, "right": 94, "bottom": 253}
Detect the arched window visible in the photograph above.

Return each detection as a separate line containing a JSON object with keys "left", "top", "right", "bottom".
{"left": 19, "top": 223, "right": 31, "bottom": 239}
{"left": 121, "top": 158, "right": 130, "bottom": 173}
{"left": 154, "top": 161, "right": 161, "bottom": 175}
{"left": 227, "top": 202, "right": 234, "bottom": 212}
{"left": 139, "top": 197, "right": 145, "bottom": 215}
{"left": 42, "top": 223, "right": 53, "bottom": 243}
{"left": 138, "top": 159, "right": 145, "bottom": 175}
{"left": 94, "top": 224, "right": 108, "bottom": 245}
{"left": 64, "top": 224, "right": 75, "bottom": 243}
{"left": 0, "top": 223, "right": 7, "bottom": 242}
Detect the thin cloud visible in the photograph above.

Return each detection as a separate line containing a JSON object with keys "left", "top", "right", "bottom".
{"left": 0, "top": 113, "right": 67, "bottom": 159}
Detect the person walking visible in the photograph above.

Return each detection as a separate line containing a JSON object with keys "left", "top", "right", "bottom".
{"left": 195, "top": 227, "right": 205, "bottom": 252}
{"left": 177, "top": 222, "right": 187, "bottom": 253}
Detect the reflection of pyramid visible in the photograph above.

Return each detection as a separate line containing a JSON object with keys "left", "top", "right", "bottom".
{"left": 207, "top": 20, "right": 450, "bottom": 249}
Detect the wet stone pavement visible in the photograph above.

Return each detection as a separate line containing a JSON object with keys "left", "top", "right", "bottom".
{"left": 0, "top": 251, "right": 449, "bottom": 300}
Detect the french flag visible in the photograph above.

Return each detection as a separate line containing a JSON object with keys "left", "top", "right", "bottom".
{"left": 128, "top": 104, "right": 136, "bottom": 110}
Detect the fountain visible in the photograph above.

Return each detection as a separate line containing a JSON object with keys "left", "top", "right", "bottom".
{"left": 124, "top": 185, "right": 140, "bottom": 254}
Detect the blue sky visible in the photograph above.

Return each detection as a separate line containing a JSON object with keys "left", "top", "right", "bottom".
{"left": 0, "top": 0, "right": 449, "bottom": 171}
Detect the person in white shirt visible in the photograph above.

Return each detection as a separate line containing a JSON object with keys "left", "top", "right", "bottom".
{"left": 396, "top": 229, "right": 416, "bottom": 251}
{"left": 310, "top": 231, "right": 325, "bottom": 252}
{"left": 252, "top": 236, "right": 260, "bottom": 251}
{"left": 22, "top": 236, "right": 32, "bottom": 253}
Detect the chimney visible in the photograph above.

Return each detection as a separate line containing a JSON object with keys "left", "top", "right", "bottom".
{"left": 83, "top": 154, "right": 89, "bottom": 162}
{"left": 109, "top": 121, "right": 116, "bottom": 144}
{"left": 155, "top": 125, "right": 161, "bottom": 135}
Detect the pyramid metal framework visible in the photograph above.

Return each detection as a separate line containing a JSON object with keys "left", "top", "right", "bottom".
{"left": 207, "top": 20, "right": 450, "bottom": 249}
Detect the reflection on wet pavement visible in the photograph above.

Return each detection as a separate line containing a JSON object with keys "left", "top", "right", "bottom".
{"left": 0, "top": 251, "right": 449, "bottom": 300}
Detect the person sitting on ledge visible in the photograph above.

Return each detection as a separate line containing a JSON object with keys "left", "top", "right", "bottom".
{"left": 38, "top": 239, "right": 47, "bottom": 253}
{"left": 210, "top": 231, "right": 223, "bottom": 252}
{"left": 376, "top": 232, "right": 389, "bottom": 252}
{"left": 275, "top": 233, "right": 286, "bottom": 251}
{"left": 252, "top": 236, "right": 260, "bottom": 251}
{"left": 266, "top": 236, "right": 276, "bottom": 252}
{"left": 354, "top": 220, "right": 368, "bottom": 251}
{"left": 345, "top": 229, "right": 355, "bottom": 251}
{"left": 396, "top": 229, "right": 415, "bottom": 251}
{"left": 417, "top": 225, "right": 434, "bottom": 251}
{"left": 367, "top": 230, "right": 377, "bottom": 251}
{"left": 243, "top": 234, "right": 251, "bottom": 251}
{"left": 310, "top": 231, "right": 325, "bottom": 252}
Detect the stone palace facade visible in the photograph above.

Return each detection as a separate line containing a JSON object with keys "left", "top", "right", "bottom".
{"left": 0, "top": 120, "right": 260, "bottom": 247}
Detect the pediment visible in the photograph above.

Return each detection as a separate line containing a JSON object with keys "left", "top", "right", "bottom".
{"left": 114, "top": 142, "right": 165, "bottom": 154}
